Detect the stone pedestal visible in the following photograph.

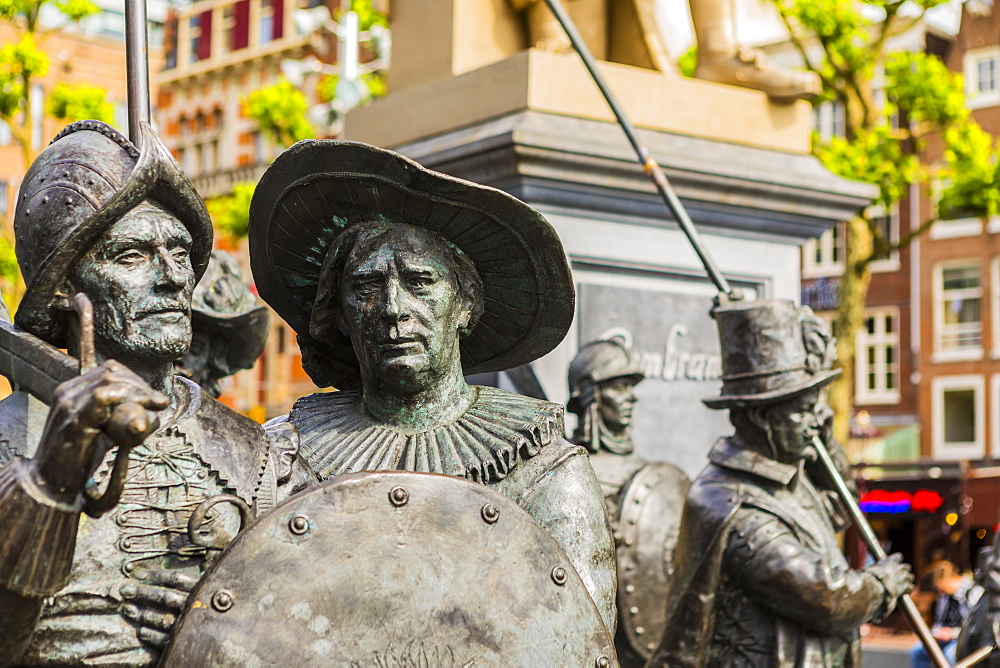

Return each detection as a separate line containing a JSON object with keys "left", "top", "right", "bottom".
{"left": 344, "top": 49, "right": 874, "bottom": 476}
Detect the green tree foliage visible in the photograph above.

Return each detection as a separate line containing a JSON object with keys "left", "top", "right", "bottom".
{"left": 769, "top": 0, "right": 998, "bottom": 443}
{"left": 242, "top": 80, "right": 316, "bottom": 147}
{"left": 46, "top": 82, "right": 114, "bottom": 123}
{"left": 0, "top": 0, "right": 106, "bottom": 166}
{"left": 206, "top": 182, "right": 255, "bottom": 243}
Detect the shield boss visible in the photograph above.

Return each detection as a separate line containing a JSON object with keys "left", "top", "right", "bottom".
{"left": 163, "top": 471, "right": 617, "bottom": 666}
{"left": 617, "top": 462, "right": 690, "bottom": 659}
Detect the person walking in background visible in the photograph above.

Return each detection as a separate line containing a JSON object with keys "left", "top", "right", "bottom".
{"left": 911, "top": 570, "right": 977, "bottom": 668}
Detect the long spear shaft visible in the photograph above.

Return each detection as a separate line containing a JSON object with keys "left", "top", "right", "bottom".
{"left": 540, "top": 0, "right": 946, "bottom": 662}
{"left": 125, "top": 0, "right": 150, "bottom": 148}
{"left": 811, "top": 436, "right": 948, "bottom": 667}
{"left": 540, "top": 0, "right": 733, "bottom": 298}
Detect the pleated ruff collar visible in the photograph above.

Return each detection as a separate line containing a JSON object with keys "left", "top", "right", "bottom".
{"left": 290, "top": 386, "right": 565, "bottom": 485}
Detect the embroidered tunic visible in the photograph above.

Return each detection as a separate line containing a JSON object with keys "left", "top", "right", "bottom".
{"left": 0, "top": 378, "right": 306, "bottom": 665}
{"left": 278, "top": 385, "right": 618, "bottom": 634}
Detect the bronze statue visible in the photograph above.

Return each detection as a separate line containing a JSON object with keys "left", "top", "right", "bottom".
{"left": 509, "top": 0, "right": 820, "bottom": 100}
{"left": 247, "top": 140, "right": 618, "bottom": 633}
{"left": 647, "top": 300, "right": 913, "bottom": 667}
{"left": 176, "top": 250, "right": 269, "bottom": 398}
{"left": 568, "top": 338, "right": 691, "bottom": 665}
{"left": 0, "top": 121, "right": 307, "bottom": 665}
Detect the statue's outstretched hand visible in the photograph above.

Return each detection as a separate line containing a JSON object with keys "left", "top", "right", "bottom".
{"left": 123, "top": 569, "right": 199, "bottom": 649}
{"left": 868, "top": 553, "right": 915, "bottom": 603}
{"left": 32, "top": 360, "right": 168, "bottom": 506}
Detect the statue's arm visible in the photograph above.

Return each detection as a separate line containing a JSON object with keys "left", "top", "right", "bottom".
{"left": 0, "top": 362, "right": 165, "bottom": 663}
{"left": 510, "top": 442, "right": 618, "bottom": 634}
{"left": 723, "top": 510, "right": 894, "bottom": 634}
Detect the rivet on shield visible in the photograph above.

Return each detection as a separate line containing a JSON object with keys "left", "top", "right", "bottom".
{"left": 212, "top": 589, "right": 234, "bottom": 612}
{"left": 596, "top": 656, "right": 611, "bottom": 668}
{"left": 635, "top": 626, "right": 645, "bottom": 635}
{"left": 625, "top": 584, "right": 635, "bottom": 594}
{"left": 629, "top": 606, "right": 639, "bottom": 615}
{"left": 481, "top": 503, "right": 500, "bottom": 524}
{"left": 550, "top": 566, "right": 567, "bottom": 586}
{"left": 288, "top": 514, "right": 310, "bottom": 535}
{"left": 389, "top": 486, "right": 409, "bottom": 507}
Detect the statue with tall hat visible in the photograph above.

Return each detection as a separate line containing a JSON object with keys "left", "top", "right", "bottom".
{"left": 0, "top": 121, "right": 308, "bottom": 665}
{"left": 647, "top": 300, "right": 914, "bottom": 667}
{"left": 567, "top": 337, "right": 690, "bottom": 665}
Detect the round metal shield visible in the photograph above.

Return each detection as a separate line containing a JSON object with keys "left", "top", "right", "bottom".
{"left": 163, "top": 471, "right": 617, "bottom": 667}
{"left": 616, "top": 462, "right": 690, "bottom": 660}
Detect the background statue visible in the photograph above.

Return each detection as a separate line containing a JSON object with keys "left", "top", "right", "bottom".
{"left": 176, "top": 250, "right": 269, "bottom": 398}
{"left": 248, "top": 140, "right": 618, "bottom": 634}
{"left": 648, "top": 300, "right": 913, "bottom": 667}
{"left": 0, "top": 121, "right": 305, "bottom": 664}
{"left": 509, "top": 0, "right": 819, "bottom": 100}
{"left": 568, "top": 338, "right": 690, "bottom": 664}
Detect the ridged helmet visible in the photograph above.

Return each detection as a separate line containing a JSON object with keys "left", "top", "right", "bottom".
{"left": 13, "top": 120, "right": 213, "bottom": 347}
{"left": 567, "top": 339, "right": 644, "bottom": 414}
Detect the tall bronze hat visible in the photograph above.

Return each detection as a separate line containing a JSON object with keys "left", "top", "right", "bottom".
{"left": 249, "top": 140, "right": 575, "bottom": 389}
{"left": 13, "top": 120, "right": 213, "bottom": 347}
{"left": 703, "top": 300, "right": 839, "bottom": 409}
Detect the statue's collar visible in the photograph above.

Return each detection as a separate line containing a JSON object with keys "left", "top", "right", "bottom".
{"left": 290, "top": 386, "right": 565, "bottom": 485}
{"left": 708, "top": 436, "right": 799, "bottom": 486}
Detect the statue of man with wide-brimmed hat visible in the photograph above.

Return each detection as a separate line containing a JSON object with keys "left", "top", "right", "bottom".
{"left": 648, "top": 300, "right": 914, "bottom": 667}
{"left": 249, "top": 140, "right": 616, "bottom": 632}
{"left": 0, "top": 121, "right": 306, "bottom": 665}
{"left": 176, "top": 250, "right": 270, "bottom": 398}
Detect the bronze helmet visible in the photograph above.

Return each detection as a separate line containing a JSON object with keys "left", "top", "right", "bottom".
{"left": 13, "top": 120, "right": 213, "bottom": 347}
{"left": 703, "top": 300, "right": 839, "bottom": 409}
{"left": 567, "top": 338, "right": 644, "bottom": 415}
{"left": 568, "top": 338, "right": 644, "bottom": 455}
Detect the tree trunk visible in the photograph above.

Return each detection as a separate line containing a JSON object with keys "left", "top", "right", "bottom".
{"left": 829, "top": 216, "right": 874, "bottom": 450}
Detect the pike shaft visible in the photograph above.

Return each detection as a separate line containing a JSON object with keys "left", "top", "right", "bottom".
{"left": 540, "top": 0, "right": 733, "bottom": 297}
{"left": 812, "top": 436, "right": 948, "bottom": 668}
{"left": 125, "top": 0, "right": 150, "bottom": 147}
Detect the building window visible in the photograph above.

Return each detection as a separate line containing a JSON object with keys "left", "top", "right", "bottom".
{"left": 935, "top": 263, "right": 982, "bottom": 355}
{"left": 0, "top": 180, "right": 8, "bottom": 219}
{"left": 932, "top": 375, "right": 984, "bottom": 460}
{"left": 856, "top": 307, "right": 900, "bottom": 405}
{"left": 260, "top": 0, "right": 275, "bottom": 44}
{"left": 813, "top": 100, "right": 845, "bottom": 141}
{"left": 0, "top": 119, "right": 10, "bottom": 145}
{"left": 965, "top": 47, "right": 1000, "bottom": 109}
{"left": 868, "top": 204, "right": 900, "bottom": 272}
{"left": 190, "top": 11, "right": 212, "bottom": 63}
{"left": 30, "top": 84, "right": 43, "bottom": 150}
{"left": 802, "top": 222, "right": 845, "bottom": 278}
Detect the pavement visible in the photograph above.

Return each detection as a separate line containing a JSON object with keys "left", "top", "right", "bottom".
{"left": 862, "top": 633, "right": 914, "bottom": 668}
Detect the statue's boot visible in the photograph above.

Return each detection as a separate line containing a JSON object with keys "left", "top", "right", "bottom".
{"left": 695, "top": 47, "right": 820, "bottom": 100}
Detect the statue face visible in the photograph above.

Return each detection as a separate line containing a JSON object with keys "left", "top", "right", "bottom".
{"left": 336, "top": 225, "right": 470, "bottom": 393}
{"left": 764, "top": 389, "right": 825, "bottom": 460}
{"left": 597, "top": 376, "right": 638, "bottom": 433}
{"left": 70, "top": 202, "right": 195, "bottom": 365}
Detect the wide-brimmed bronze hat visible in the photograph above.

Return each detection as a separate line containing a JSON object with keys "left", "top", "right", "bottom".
{"left": 191, "top": 251, "right": 270, "bottom": 372}
{"left": 14, "top": 120, "right": 213, "bottom": 347}
{"left": 703, "top": 300, "right": 840, "bottom": 409}
{"left": 249, "top": 140, "right": 575, "bottom": 389}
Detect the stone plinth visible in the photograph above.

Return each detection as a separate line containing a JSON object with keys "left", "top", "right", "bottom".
{"left": 343, "top": 50, "right": 875, "bottom": 476}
